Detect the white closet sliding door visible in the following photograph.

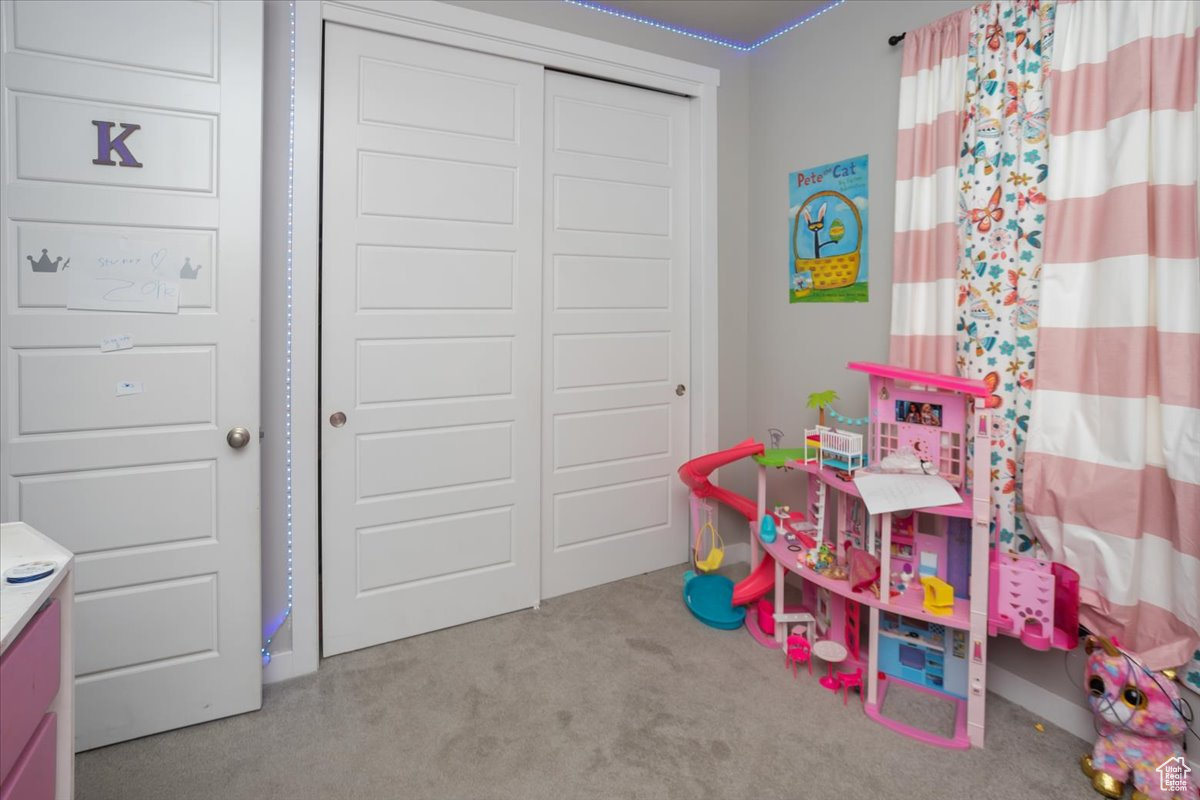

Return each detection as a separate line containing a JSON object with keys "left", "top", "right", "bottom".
{"left": 320, "top": 25, "right": 543, "bottom": 656}
{"left": 540, "top": 71, "right": 692, "bottom": 598}
{"left": 320, "top": 28, "right": 693, "bottom": 654}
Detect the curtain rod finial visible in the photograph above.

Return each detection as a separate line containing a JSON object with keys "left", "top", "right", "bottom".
{"left": 889, "top": 32, "right": 906, "bottom": 46}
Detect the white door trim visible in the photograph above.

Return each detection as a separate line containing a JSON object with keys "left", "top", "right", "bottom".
{"left": 266, "top": 0, "right": 719, "bottom": 681}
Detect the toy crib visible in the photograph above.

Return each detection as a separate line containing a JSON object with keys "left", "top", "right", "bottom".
{"left": 804, "top": 425, "right": 865, "bottom": 474}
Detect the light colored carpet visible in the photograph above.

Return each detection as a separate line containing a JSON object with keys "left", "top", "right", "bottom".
{"left": 76, "top": 565, "right": 1100, "bottom": 800}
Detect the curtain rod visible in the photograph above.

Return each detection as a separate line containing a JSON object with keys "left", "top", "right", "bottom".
{"left": 889, "top": 32, "right": 905, "bottom": 46}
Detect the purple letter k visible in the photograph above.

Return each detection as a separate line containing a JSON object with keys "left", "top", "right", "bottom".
{"left": 92, "top": 120, "right": 143, "bottom": 168}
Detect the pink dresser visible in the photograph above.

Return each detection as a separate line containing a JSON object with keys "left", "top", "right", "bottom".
{"left": 0, "top": 523, "right": 74, "bottom": 799}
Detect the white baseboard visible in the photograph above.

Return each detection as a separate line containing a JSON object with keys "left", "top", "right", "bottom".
{"left": 263, "top": 648, "right": 298, "bottom": 685}
{"left": 986, "top": 661, "right": 1094, "bottom": 742}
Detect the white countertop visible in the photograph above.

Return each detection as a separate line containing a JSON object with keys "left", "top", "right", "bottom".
{"left": 1, "top": 522, "right": 73, "bottom": 654}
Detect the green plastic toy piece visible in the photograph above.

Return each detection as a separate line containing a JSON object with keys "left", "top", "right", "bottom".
{"left": 753, "top": 447, "right": 818, "bottom": 467}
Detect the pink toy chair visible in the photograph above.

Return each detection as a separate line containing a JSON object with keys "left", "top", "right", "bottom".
{"left": 785, "top": 634, "right": 812, "bottom": 678}
{"left": 837, "top": 668, "right": 864, "bottom": 705}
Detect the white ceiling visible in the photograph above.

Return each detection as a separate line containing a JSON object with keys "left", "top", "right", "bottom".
{"left": 596, "top": 0, "right": 830, "bottom": 46}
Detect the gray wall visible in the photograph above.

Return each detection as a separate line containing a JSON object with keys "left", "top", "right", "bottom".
{"left": 447, "top": 0, "right": 756, "bottom": 536}
{"left": 745, "top": 0, "right": 971, "bottom": 514}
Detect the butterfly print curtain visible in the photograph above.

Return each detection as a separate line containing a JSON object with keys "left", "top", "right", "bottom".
{"left": 1024, "top": 0, "right": 1199, "bottom": 669}
{"left": 956, "top": 0, "right": 1054, "bottom": 557}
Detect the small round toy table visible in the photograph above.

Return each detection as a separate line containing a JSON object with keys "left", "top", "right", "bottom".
{"left": 812, "top": 639, "right": 848, "bottom": 691}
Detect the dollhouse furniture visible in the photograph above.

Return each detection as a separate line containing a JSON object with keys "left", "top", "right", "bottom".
{"left": 803, "top": 426, "right": 865, "bottom": 474}
{"left": 0, "top": 522, "right": 74, "bottom": 799}
{"left": 920, "top": 576, "right": 954, "bottom": 616}
{"left": 812, "top": 639, "right": 848, "bottom": 690}
{"left": 775, "top": 611, "right": 815, "bottom": 646}
{"left": 746, "top": 362, "right": 1080, "bottom": 749}
{"left": 785, "top": 633, "right": 812, "bottom": 677}
{"left": 837, "top": 668, "right": 864, "bottom": 705}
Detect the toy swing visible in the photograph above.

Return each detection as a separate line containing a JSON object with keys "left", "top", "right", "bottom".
{"left": 691, "top": 497, "right": 724, "bottom": 573}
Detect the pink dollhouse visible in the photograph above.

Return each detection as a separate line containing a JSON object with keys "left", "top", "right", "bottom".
{"left": 741, "top": 362, "right": 1080, "bottom": 749}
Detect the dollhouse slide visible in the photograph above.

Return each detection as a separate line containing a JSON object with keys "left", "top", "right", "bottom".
{"left": 678, "top": 439, "right": 784, "bottom": 626}
{"left": 730, "top": 558, "right": 775, "bottom": 607}
{"left": 677, "top": 438, "right": 764, "bottom": 523}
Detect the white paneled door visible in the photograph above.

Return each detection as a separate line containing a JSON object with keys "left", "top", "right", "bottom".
{"left": 320, "top": 27, "right": 693, "bottom": 654}
{"left": 320, "top": 25, "right": 543, "bottom": 656}
{"left": 0, "top": 0, "right": 263, "bottom": 748}
{"left": 541, "top": 72, "right": 691, "bottom": 598}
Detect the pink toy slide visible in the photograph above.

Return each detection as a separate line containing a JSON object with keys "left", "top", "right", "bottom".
{"left": 677, "top": 438, "right": 763, "bottom": 522}
{"left": 677, "top": 439, "right": 779, "bottom": 608}
{"left": 731, "top": 558, "right": 775, "bottom": 607}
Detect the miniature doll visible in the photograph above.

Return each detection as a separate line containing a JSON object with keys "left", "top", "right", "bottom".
{"left": 919, "top": 402, "right": 937, "bottom": 426}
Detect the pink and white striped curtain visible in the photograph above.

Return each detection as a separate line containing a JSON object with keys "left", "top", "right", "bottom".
{"left": 1024, "top": 0, "right": 1199, "bottom": 669}
{"left": 889, "top": 9, "right": 970, "bottom": 374}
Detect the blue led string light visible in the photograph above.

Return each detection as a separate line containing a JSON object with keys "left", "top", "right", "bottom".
{"left": 563, "top": 0, "right": 752, "bottom": 49}
{"left": 262, "top": 0, "right": 297, "bottom": 666}
{"left": 561, "top": 0, "right": 845, "bottom": 51}
{"left": 745, "top": 0, "right": 845, "bottom": 49}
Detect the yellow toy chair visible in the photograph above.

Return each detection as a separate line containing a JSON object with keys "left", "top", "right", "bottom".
{"left": 920, "top": 576, "right": 955, "bottom": 617}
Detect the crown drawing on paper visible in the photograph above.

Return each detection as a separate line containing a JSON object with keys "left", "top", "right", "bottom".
{"left": 27, "top": 249, "right": 70, "bottom": 273}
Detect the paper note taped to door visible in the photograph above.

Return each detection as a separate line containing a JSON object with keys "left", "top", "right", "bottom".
{"left": 100, "top": 334, "right": 133, "bottom": 352}
{"left": 66, "top": 233, "right": 180, "bottom": 314}
{"left": 852, "top": 472, "right": 961, "bottom": 516}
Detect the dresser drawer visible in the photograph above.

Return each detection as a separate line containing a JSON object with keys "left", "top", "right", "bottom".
{"left": 0, "top": 714, "right": 56, "bottom": 800}
{"left": 0, "top": 601, "right": 61, "bottom": 785}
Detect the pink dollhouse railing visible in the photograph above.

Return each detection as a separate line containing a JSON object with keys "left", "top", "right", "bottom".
{"left": 989, "top": 550, "right": 1080, "bottom": 651}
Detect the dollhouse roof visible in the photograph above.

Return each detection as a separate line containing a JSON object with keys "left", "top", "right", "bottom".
{"left": 847, "top": 362, "right": 992, "bottom": 397}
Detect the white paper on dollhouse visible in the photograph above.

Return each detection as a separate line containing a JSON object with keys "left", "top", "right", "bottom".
{"left": 852, "top": 472, "right": 960, "bottom": 516}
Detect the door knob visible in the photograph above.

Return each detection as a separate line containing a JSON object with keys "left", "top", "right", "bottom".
{"left": 226, "top": 427, "right": 251, "bottom": 449}
{"left": 329, "top": 411, "right": 347, "bottom": 428}
{"left": 676, "top": 384, "right": 687, "bottom": 397}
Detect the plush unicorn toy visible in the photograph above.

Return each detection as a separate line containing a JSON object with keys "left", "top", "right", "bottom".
{"left": 1081, "top": 636, "right": 1191, "bottom": 800}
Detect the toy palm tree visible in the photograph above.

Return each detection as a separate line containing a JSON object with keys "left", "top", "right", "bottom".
{"left": 807, "top": 390, "right": 839, "bottom": 428}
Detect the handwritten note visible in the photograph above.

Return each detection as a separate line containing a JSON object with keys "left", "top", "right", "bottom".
{"left": 100, "top": 334, "right": 133, "bottom": 352}
{"left": 66, "top": 233, "right": 180, "bottom": 314}
{"left": 852, "top": 472, "right": 961, "bottom": 516}
{"left": 115, "top": 381, "right": 144, "bottom": 396}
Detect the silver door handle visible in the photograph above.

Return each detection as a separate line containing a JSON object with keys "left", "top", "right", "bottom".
{"left": 227, "top": 427, "right": 251, "bottom": 449}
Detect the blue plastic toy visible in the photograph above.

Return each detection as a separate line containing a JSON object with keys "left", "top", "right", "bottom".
{"left": 760, "top": 514, "right": 777, "bottom": 544}
{"left": 682, "top": 571, "right": 747, "bottom": 630}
